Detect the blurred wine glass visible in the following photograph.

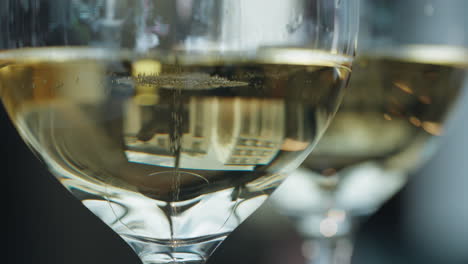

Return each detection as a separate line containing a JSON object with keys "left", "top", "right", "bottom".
{"left": 272, "top": 0, "right": 468, "bottom": 263}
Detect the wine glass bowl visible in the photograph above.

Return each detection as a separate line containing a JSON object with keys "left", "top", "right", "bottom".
{"left": 275, "top": 44, "right": 468, "bottom": 229}
{"left": 0, "top": 1, "right": 358, "bottom": 263}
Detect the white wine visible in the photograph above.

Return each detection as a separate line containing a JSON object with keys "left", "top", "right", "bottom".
{"left": 0, "top": 47, "right": 351, "bottom": 241}
{"left": 274, "top": 46, "right": 468, "bottom": 229}
{"left": 309, "top": 46, "right": 466, "bottom": 171}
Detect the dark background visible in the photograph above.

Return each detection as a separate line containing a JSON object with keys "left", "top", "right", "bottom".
{"left": 2, "top": 88, "right": 468, "bottom": 264}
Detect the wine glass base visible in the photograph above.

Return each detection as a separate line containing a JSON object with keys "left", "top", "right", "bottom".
{"left": 140, "top": 252, "right": 204, "bottom": 264}
{"left": 120, "top": 233, "right": 228, "bottom": 264}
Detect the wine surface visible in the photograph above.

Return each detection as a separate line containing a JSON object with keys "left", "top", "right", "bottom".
{"left": 0, "top": 47, "right": 350, "bottom": 240}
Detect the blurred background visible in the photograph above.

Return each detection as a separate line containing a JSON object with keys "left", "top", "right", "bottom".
{"left": 2, "top": 0, "right": 468, "bottom": 263}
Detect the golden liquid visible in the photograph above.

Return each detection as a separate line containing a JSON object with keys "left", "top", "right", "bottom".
{"left": 272, "top": 47, "right": 467, "bottom": 234}
{"left": 0, "top": 47, "right": 351, "bottom": 202}
{"left": 305, "top": 45, "right": 467, "bottom": 180}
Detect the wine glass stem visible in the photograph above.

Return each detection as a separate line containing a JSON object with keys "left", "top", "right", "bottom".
{"left": 303, "top": 235, "right": 355, "bottom": 264}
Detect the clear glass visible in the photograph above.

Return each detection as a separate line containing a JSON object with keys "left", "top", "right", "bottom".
{"left": 0, "top": 1, "right": 358, "bottom": 264}
{"left": 273, "top": 0, "right": 468, "bottom": 263}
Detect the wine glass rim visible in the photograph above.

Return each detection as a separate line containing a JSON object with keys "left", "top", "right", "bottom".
{"left": 359, "top": 44, "right": 468, "bottom": 66}
{"left": 0, "top": 46, "right": 354, "bottom": 69}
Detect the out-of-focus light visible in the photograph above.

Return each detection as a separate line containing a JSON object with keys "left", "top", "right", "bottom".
{"left": 422, "top": 121, "right": 442, "bottom": 136}
{"left": 409, "top": 116, "right": 422, "bottom": 127}
{"left": 319, "top": 209, "right": 347, "bottom": 237}
{"left": 419, "top": 95, "right": 432, "bottom": 104}
{"left": 320, "top": 218, "right": 338, "bottom": 237}
{"left": 383, "top": 114, "right": 393, "bottom": 121}
{"left": 393, "top": 81, "right": 414, "bottom": 94}
{"left": 281, "top": 138, "right": 309, "bottom": 151}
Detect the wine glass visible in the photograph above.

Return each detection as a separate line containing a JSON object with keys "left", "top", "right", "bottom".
{"left": 0, "top": 1, "right": 358, "bottom": 263}
{"left": 272, "top": 0, "right": 468, "bottom": 263}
